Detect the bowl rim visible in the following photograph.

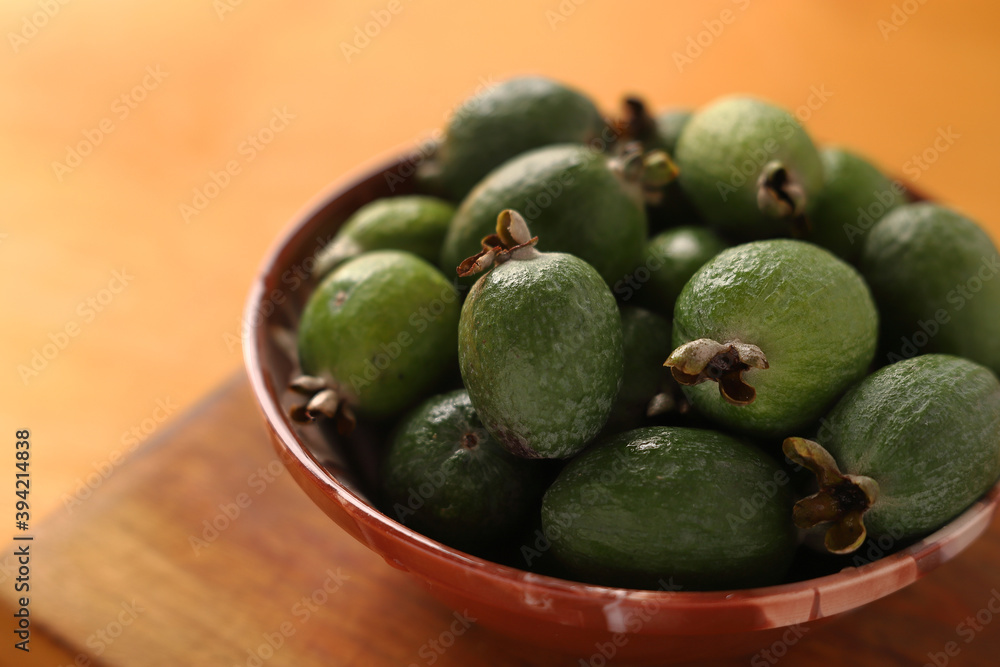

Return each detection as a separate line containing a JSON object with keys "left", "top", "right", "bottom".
{"left": 242, "top": 144, "right": 1000, "bottom": 630}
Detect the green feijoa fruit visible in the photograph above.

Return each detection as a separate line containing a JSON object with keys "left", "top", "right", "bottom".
{"left": 439, "top": 144, "right": 654, "bottom": 288}
{"left": 668, "top": 240, "right": 877, "bottom": 437}
{"left": 314, "top": 196, "right": 456, "bottom": 277}
{"left": 381, "top": 389, "right": 547, "bottom": 551}
{"left": 541, "top": 426, "right": 797, "bottom": 590}
{"left": 634, "top": 226, "right": 727, "bottom": 317}
{"left": 417, "top": 76, "right": 605, "bottom": 201}
{"left": 655, "top": 109, "right": 693, "bottom": 156}
{"left": 675, "top": 96, "right": 823, "bottom": 239}
{"left": 606, "top": 306, "right": 674, "bottom": 431}
{"left": 805, "top": 147, "right": 905, "bottom": 263}
{"left": 860, "top": 202, "right": 1000, "bottom": 374}
{"left": 784, "top": 354, "right": 1000, "bottom": 555}
{"left": 292, "top": 250, "right": 459, "bottom": 423}
{"left": 457, "top": 211, "right": 624, "bottom": 459}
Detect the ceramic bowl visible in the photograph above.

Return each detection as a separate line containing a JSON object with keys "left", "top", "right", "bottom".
{"left": 242, "top": 147, "right": 1000, "bottom": 665}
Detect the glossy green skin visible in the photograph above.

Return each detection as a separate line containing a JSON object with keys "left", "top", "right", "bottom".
{"left": 458, "top": 252, "right": 624, "bottom": 459}
{"left": 420, "top": 76, "right": 604, "bottom": 201}
{"left": 297, "top": 251, "right": 460, "bottom": 418}
{"left": 541, "top": 426, "right": 797, "bottom": 590}
{"left": 673, "top": 240, "right": 878, "bottom": 436}
{"left": 607, "top": 307, "right": 673, "bottom": 430}
{"left": 381, "top": 390, "right": 547, "bottom": 551}
{"left": 440, "top": 144, "right": 648, "bottom": 288}
{"left": 860, "top": 203, "right": 1000, "bottom": 374}
{"left": 674, "top": 96, "right": 823, "bottom": 239}
{"left": 818, "top": 355, "right": 1000, "bottom": 541}
{"left": 315, "top": 196, "right": 456, "bottom": 277}
{"left": 806, "top": 148, "right": 904, "bottom": 263}
{"left": 637, "top": 226, "right": 727, "bottom": 317}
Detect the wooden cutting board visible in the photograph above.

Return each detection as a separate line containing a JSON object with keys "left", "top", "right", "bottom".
{"left": 2, "top": 374, "right": 999, "bottom": 666}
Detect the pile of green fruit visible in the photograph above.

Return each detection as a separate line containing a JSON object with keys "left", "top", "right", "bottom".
{"left": 288, "top": 76, "right": 1000, "bottom": 591}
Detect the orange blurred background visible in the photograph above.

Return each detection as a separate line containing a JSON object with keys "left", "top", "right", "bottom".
{"left": 1, "top": 0, "right": 998, "bottom": 520}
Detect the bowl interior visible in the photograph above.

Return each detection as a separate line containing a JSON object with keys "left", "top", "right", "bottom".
{"left": 242, "top": 148, "right": 1000, "bottom": 661}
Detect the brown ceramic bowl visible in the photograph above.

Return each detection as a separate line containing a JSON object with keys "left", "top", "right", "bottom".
{"left": 242, "top": 146, "right": 1000, "bottom": 665}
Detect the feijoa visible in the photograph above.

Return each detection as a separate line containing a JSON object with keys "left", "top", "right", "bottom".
{"left": 382, "top": 389, "right": 547, "bottom": 551}
{"left": 457, "top": 211, "right": 624, "bottom": 459}
{"left": 635, "top": 226, "right": 727, "bottom": 317}
{"left": 860, "top": 202, "right": 1000, "bottom": 374}
{"left": 805, "top": 147, "right": 905, "bottom": 263}
{"left": 439, "top": 143, "right": 659, "bottom": 287}
{"left": 784, "top": 354, "right": 1000, "bottom": 554}
{"left": 315, "top": 196, "right": 455, "bottom": 276}
{"left": 607, "top": 306, "right": 676, "bottom": 430}
{"left": 668, "top": 240, "right": 878, "bottom": 436}
{"left": 292, "top": 251, "right": 459, "bottom": 423}
{"left": 418, "top": 76, "right": 605, "bottom": 201}
{"left": 541, "top": 426, "right": 797, "bottom": 590}
{"left": 674, "top": 96, "right": 823, "bottom": 239}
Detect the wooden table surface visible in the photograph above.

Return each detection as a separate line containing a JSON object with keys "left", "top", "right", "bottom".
{"left": 3, "top": 1, "right": 1000, "bottom": 665}
{"left": 2, "top": 373, "right": 998, "bottom": 666}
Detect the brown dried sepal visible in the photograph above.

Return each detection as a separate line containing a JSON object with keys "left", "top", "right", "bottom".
{"left": 456, "top": 209, "right": 539, "bottom": 277}
{"left": 782, "top": 437, "right": 880, "bottom": 555}
{"left": 288, "top": 375, "right": 357, "bottom": 435}
{"left": 664, "top": 338, "right": 769, "bottom": 406}
{"left": 757, "top": 160, "right": 811, "bottom": 236}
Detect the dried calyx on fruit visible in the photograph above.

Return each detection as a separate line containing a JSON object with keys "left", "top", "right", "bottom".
{"left": 457, "top": 209, "right": 624, "bottom": 459}
{"left": 665, "top": 338, "right": 769, "bottom": 406}
{"left": 782, "top": 437, "right": 879, "bottom": 554}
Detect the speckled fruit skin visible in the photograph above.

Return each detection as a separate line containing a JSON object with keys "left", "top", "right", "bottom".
{"left": 297, "top": 251, "right": 459, "bottom": 418}
{"left": 381, "top": 390, "right": 547, "bottom": 552}
{"left": 672, "top": 240, "right": 878, "bottom": 436}
{"left": 674, "top": 96, "right": 823, "bottom": 239}
{"left": 440, "top": 144, "right": 647, "bottom": 288}
{"left": 315, "top": 196, "right": 455, "bottom": 276}
{"left": 420, "top": 76, "right": 605, "bottom": 201}
{"left": 607, "top": 306, "right": 673, "bottom": 431}
{"left": 541, "top": 426, "right": 797, "bottom": 590}
{"left": 458, "top": 252, "right": 623, "bottom": 459}
{"left": 636, "top": 226, "right": 727, "bottom": 317}
{"left": 860, "top": 203, "right": 1000, "bottom": 375}
{"left": 805, "top": 147, "right": 904, "bottom": 263}
{"left": 817, "top": 355, "right": 1000, "bottom": 542}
